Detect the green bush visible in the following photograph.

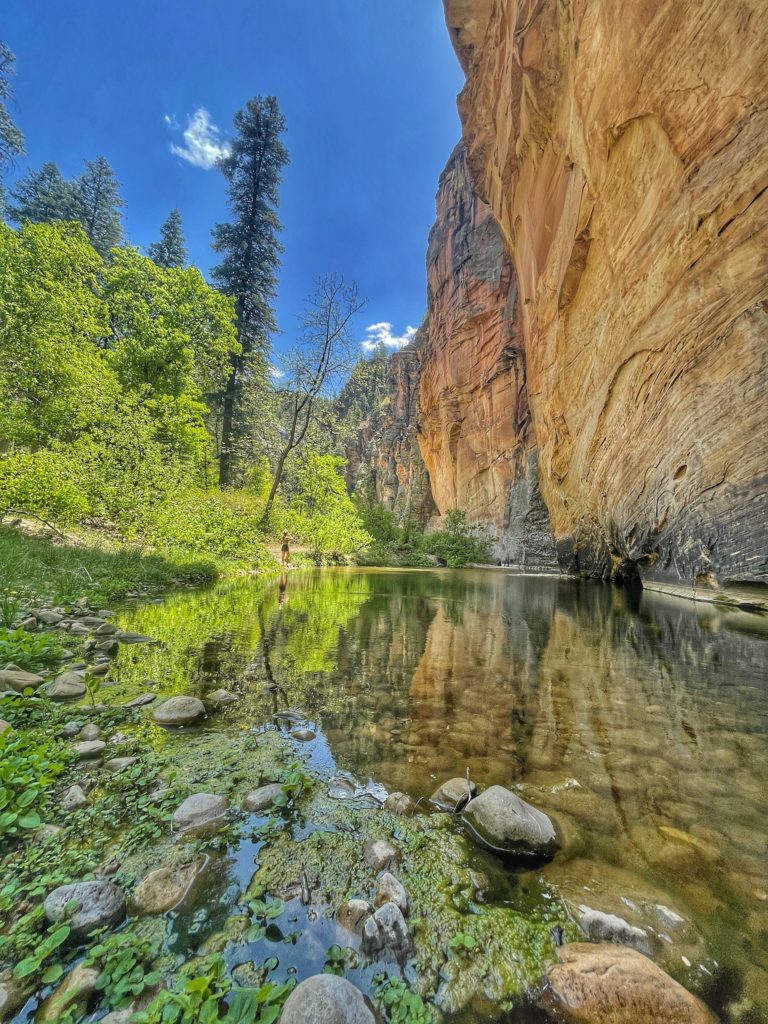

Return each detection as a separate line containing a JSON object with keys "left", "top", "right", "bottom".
{"left": 355, "top": 502, "right": 490, "bottom": 568}
{"left": 0, "top": 729, "right": 66, "bottom": 840}
{"left": 0, "top": 627, "right": 63, "bottom": 673}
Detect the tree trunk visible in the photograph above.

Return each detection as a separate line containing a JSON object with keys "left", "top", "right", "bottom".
{"left": 218, "top": 360, "right": 239, "bottom": 487}
{"left": 262, "top": 446, "right": 289, "bottom": 523}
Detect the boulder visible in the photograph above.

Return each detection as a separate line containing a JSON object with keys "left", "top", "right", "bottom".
{"left": 104, "top": 757, "right": 138, "bottom": 773}
{"left": 95, "top": 623, "right": 117, "bottom": 635}
{"left": 575, "top": 905, "right": 652, "bottom": 954}
{"left": 462, "top": 785, "right": 558, "bottom": 858}
{"left": 375, "top": 872, "right": 408, "bottom": 914}
{"left": 242, "top": 783, "right": 283, "bottom": 813}
{"left": 123, "top": 692, "right": 156, "bottom": 708}
{"left": 151, "top": 696, "right": 205, "bottom": 727}
{"left": 543, "top": 943, "right": 717, "bottom": 1024}
{"left": 44, "top": 880, "right": 126, "bottom": 940}
{"left": 78, "top": 723, "right": 101, "bottom": 741}
{"left": 61, "top": 784, "right": 89, "bottom": 811}
{"left": 205, "top": 687, "right": 238, "bottom": 704}
{"left": 36, "top": 964, "right": 99, "bottom": 1023}
{"left": 95, "top": 638, "right": 120, "bottom": 655}
{"left": 0, "top": 668, "right": 44, "bottom": 693}
{"left": 383, "top": 791, "right": 417, "bottom": 816}
{"left": 280, "top": 974, "right": 376, "bottom": 1024}
{"left": 291, "top": 727, "right": 316, "bottom": 741}
{"left": 132, "top": 859, "right": 204, "bottom": 914}
{"left": 172, "top": 792, "right": 229, "bottom": 833}
{"left": 364, "top": 838, "right": 400, "bottom": 871}
{"left": 362, "top": 901, "right": 411, "bottom": 960}
{"left": 62, "top": 720, "right": 83, "bottom": 738}
{"left": 431, "top": 777, "right": 476, "bottom": 811}
{"left": 72, "top": 740, "right": 106, "bottom": 760}
{"left": 48, "top": 672, "right": 86, "bottom": 700}
{"left": 87, "top": 662, "right": 111, "bottom": 676}
{"left": 69, "top": 623, "right": 91, "bottom": 636}
{"left": 337, "top": 899, "right": 373, "bottom": 934}
{"left": 115, "top": 631, "right": 153, "bottom": 644}
{"left": 17, "top": 615, "right": 37, "bottom": 632}
{"left": 36, "top": 609, "right": 64, "bottom": 625}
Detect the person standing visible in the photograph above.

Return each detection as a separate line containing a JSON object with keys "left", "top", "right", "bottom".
{"left": 280, "top": 530, "right": 291, "bottom": 566}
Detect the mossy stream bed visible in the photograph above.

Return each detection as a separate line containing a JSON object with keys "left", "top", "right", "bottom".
{"left": 2, "top": 568, "right": 767, "bottom": 1023}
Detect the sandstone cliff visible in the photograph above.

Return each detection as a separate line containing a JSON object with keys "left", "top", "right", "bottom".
{"left": 419, "top": 143, "right": 556, "bottom": 566}
{"left": 444, "top": 0, "right": 768, "bottom": 588}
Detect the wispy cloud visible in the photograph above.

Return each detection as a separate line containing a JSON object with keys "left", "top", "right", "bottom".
{"left": 167, "top": 108, "right": 230, "bottom": 170}
{"left": 269, "top": 365, "right": 285, "bottom": 379}
{"left": 163, "top": 114, "right": 178, "bottom": 130}
{"left": 361, "top": 322, "right": 417, "bottom": 352}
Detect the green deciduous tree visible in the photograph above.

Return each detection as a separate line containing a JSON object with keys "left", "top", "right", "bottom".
{"left": 211, "top": 95, "right": 289, "bottom": 487}
{"left": 287, "top": 452, "right": 371, "bottom": 557}
{"left": 75, "top": 156, "right": 124, "bottom": 258}
{"left": 0, "top": 42, "right": 24, "bottom": 176}
{"left": 147, "top": 207, "right": 187, "bottom": 268}
{"left": 7, "top": 162, "right": 79, "bottom": 225}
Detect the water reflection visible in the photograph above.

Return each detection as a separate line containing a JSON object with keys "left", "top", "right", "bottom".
{"left": 115, "top": 568, "right": 768, "bottom": 1019}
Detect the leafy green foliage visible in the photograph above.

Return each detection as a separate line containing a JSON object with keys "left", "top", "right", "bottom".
{"left": 0, "top": 42, "right": 25, "bottom": 172}
{"left": 448, "top": 930, "right": 478, "bottom": 955}
{"left": 323, "top": 943, "right": 349, "bottom": 976}
{"left": 286, "top": 453, "right": 371, "bottom": 558}
{"left": 11, "top": 921, "right": 70, "bottom": 982}
{"left": 0, "top": 626, "right": 63, "bottom": 672}
{"left": 0, "top": 728, "right": 65, "bottom": 840}
{"left": 84, "top": 930, "right": 162, "bottom": 1011}
{"left": 374, "top": 974, "right": 436, "bottom": 1023}
{"left": 356, "top": 499, "right": 490, "bottom": 569}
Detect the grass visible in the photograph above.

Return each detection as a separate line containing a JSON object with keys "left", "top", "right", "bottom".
{"left": 0, "top": 525, "right": 219, "bottom": 607}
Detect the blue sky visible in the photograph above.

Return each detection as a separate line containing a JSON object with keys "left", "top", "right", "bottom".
{"left": 3, "top": 1, "right": 464, "bottom": 364}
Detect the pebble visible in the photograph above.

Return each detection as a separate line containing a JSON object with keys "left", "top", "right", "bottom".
{"left": 375, "top": 872, "right": 408, "bottom": 914}
{"left": 172, "top": 792, "right": 229, "bottom": 834}
{"left": 364, "top": 838, "right": 400, "bottom": 871}
{"left": 242, "top": 783, "right": 284, "bottom": 812}
{"left": 61, "top": 785, "right": 89, "bottom": 810}
{"left": 78, "top": 723, "right": 102, "bottom": 741}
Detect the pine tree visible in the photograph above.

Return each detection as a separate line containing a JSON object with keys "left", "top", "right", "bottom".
{"left": 147, "top": 208, "right": 187, "bottom": 268}
{"left": 0, "top": 42, "right": 24, "bottom": 176}
{"left": 75, "top": 156, "right": 123, "bottom": 258}
{"left": 211, "top": 95, "right": 289, "bottom": 487}
{"left": 7, "top": 162, "right": 79, "bottom": 224}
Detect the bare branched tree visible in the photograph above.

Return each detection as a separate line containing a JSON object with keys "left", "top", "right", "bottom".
{"left": 262, "top": 273, "right": 366, "bottom": 521}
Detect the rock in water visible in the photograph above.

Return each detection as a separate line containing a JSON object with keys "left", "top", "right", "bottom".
{"left": 280, "top": 974, "right": 376, "bottom": 1024}
{"left": 383, "top": 791, "right": 417, "bottom": 816}
{"left": 48, "top": 672, "right": 86, "bottom": 700}
{"left": 430, "top": 776, "right": 476, "bottom": 811}
{"left": 132, "top": 860, "right": 204, "bottom": 914}
{"left": 205, "top": 688, "right": 238, "bottom": 704}
{"left": 375, "top": 872, "right": 408, "bottom": 914}
{"left": 575, "top": 905, "right": 652, "bottom": 954}
{"left": 337, "top": 899, "right": 372, "bottom": 934}
{"left": 151, "top": 696, "right": 205, "bottom": 726}
{"left": 172, "top": 792, "right": 229, "bottom": 833}
{"left": 44, "top": 880, "right": 125, "bottom": 939}
{"left": 462, "top": 785, "right": 558, "bottom": 858}
{"left": 362, "top": 901, "right": 411, "bottom": 960}
{"left": 543, "top": 943, "right": 717, "bottom": 1023}
{"left": 364, "top": 838, "right": 400, "bottom": 871}
{"left": 36, "top": 964, "right": 99, "bottom": 1023}
{"left": 242, "top": 783, "right": 283, "bottom": 812}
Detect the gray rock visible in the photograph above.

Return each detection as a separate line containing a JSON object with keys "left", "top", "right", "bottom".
{"left": 383, "top": 791, "right": 417, "bottom": 816}
{"left": 576, "top": 905, "right": 652, "bottom": 954}
{"left": 172, "top": 792, "right": 229, "bottom": 833}
{"left": 337, "top": 899, "right": 372, "bottom": 934}
{"left": 364, "top": 838, "right": 400, "bottom": 871}
{"left": 35, "top": 823, "right": 64, "bottom": 840}
{"left": 87, "top": 662, "right": 111, "bottom": 676}
{"left": 242, "top": 783, "right": 283, "bottom": 813}
{"left": 462, "top": 785, "right": 558, "bottom": 858}
{"left": 375, "top": 872, "right": 408, "bottom": 914}
{"left": 95, "top": 638, "right": 120, "bottom": 656}
{"left": 72, "top": 740, "right": 106, "bottom": 760}
{"left": 78, "top": 616, "right": 105, "bottom": 627}
{"left": 362, "top": 901, "right": 411, "bottom": 960}
{"left": 95, "top": 623, "right": 117, "bottom": 635}
{"left": 115, "top": 631, "right": 153, "bottom": 644}
{"left": 132, "top": 859, "right": 204, "bottom": 914}
{"left": 44, "top": 880, "right": 125, "bottom": 939}
{"left": 0, "top": 668, "right": 44, "bottom": 693}
{"left": 205, "top": 688, "right": 238, "bottom": 704}
{"left": 48, "top": 672, "right": 86, "bottom": 700}
{"left": 98, "top": 610, "right": 116, "bottom": 618}
{"left": 61, "top": 784, "right": 89, "bottom": 810}
{"left": 430, "top": 777, "right": 476, "bottom": 811}
{"left": 69, "top": 623, "right": 91, "bottom": 636}
{"left": 62, "top": 720, "right": 83, "bottom": 738}
{"left": 280, "top": 974, "right": 376, "bottom": 1024}
{"left": 151, "top": 696, "right": 205, "bottom": 726}
{"left": 291, "top": 727, "right": 316, "bottom": 741}
{"left": 17, "top": 615, "right": 37, "bottom": 632}
{"left": 36, "top": 610, "right": 64, "bottom": 625}
{"left": 123, "top": 692, "right": 156, "bottom": 708}
{"left": 104, "top": 757, "right": 138, "bottom": 773}
{"left": 328, "top": 777, "right": 356, "bottom": 799}
{"left": 78, "top": 723, "right": 101, "bottom": 741}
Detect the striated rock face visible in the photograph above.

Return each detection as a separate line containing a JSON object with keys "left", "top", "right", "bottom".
{"left": 419, "top": 143, "right": 556, "bottom": 565}
{"left": 346, "top": 330, "right": 437, "bottom": 524}
{"left": 444, "top": 0, "right": 768, "bottom": 587}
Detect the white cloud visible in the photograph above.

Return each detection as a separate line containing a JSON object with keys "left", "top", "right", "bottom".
{"left": 168, "top": 108, "right": 230, "bottom": 170}
{"left": 163, "top": 113, "right": 178, "bottom": 130}
{"left": 269, "top": 365, "right": 285, "bottom": 379}
{"left": 361, "top": 322, "right": 417, "bottom": 352}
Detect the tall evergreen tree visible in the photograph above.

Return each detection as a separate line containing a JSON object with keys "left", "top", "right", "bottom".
{"left": 147, "top": 208, "right": 187, "bottom": 268}
{"left": 211, "top": 95, "right": 289, "bottom": 487}
{"left": 7, "top": 162, "right": 79, "bottom": 224}
{"left": 75, "top": 156, "right": 123, "bottom": 258}
{"left": 0, "top": 42, "right": 24, "bottom": 175}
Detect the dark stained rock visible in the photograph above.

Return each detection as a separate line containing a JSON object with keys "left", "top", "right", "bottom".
{"left": 462, "top": 785, "right": 558, "bottom": 858}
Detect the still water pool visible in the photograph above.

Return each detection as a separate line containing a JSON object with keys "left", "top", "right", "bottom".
{"left": 105, "top": 568, "right": 768, "bottom": 1020}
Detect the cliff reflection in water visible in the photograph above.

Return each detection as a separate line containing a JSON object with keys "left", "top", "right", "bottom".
{"left": 117, "top": 568, "right": 768, "bottom": 1017}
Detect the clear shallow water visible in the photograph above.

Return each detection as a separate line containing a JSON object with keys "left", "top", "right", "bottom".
{"left": 110, "top": 568, "right": 768, "bottom": 1020}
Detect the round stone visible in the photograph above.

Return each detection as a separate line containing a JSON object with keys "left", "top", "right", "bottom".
{"left": 383, "top": 791, "right": 417, "bottom": 816}
{"left": 151, "top": 696, "right": 205, "bottom": 727}
{"left": 0, "top": 668, "right": 44, "bottom": 693}
{"left": 462, "top": 785, "right": 558, "bottom": 858}
{"left": 78, "top": 723, "right": 101, "bottom": 741}
{"left": 205, "top": 688, "right": 238, "bottom": 704}
{"left": 132, "top": 859, "right": 204, "bottom": 914}
{"left": 430, "top": 777, "right": 476, "bottom": 811}
{"left": 44, "top": 880, "right": 125, "bottom": 940}
{"left": 280, "top": 974, "right": 376, "bottom": 1024}
{"left": 242, "top": 783, "right": 284, "bottom": 813}
{"left": 172, "top": 792, "right": 229, "bottom": 833}
{"left": 337, "top": 899, "right": 372, "bottom": 934}
{"left": 363, "top": 838, "right": 400, "bottom": 871}
{"left": 375, "top": 872, "right": 408, "bottom": 914}
{"left": 291, "top": 728, "right": 316, "bottom": 741}
{"left": 72, "top": 740, "right": 106, "bottom": 760}
{"left": 48, "top": 672, "right": 86, "bottom": 700}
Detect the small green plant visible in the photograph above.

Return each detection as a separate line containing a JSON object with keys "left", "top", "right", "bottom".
{"left": 83, "top": 930, "right": 162, "bottom": 1011}
{"left": 0, "top": 729, "right": 66, "bottom": 839}
{"left": 374, "top": 974, "right": 435, "bottom": 1023}
{"left": 0, "top": 627, "right": 63, "bottom": 673}
{"left": 246, "top": 888, "right": 285, "bottom": 943}
{"left": 323, "top": 942, "right": 348, "bottom": 976}
{"left": 448, "top": 930, "right": 477, "bottom": 956}
{"left": 0, "top": 589, "right": 21, "bottom": 629}
{"left": 273, "top": 763, "right": 314, "bottom": 809}
{"left": 12, "top": 922, "right": 71, "bottom": 984}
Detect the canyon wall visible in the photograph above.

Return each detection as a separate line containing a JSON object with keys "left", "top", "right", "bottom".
{"left": 444, "top": 0, "right": 768, "bottom": 588}
{"left": 418, "top": 144, "right": 557, "bottom": 566}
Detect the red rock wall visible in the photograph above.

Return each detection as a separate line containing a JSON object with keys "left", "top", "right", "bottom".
{"left": 444, "top": 0, "right": 768, "bottom": 587}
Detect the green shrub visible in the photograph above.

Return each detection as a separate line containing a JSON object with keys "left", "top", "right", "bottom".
{"left": 0, "top": 627, "right": 63, "bottom": 673}
{"left": 0, "top": 729, "right": 66, "bottom": 840}
{"left": 0, "top": 450, "right": 89, "bottom": 523}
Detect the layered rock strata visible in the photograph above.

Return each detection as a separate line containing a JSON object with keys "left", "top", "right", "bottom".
{"left": 444, "top": 0, "right": 768, "bottom": 587}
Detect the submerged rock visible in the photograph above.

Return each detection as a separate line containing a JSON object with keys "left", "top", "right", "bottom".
{"left": 280, "top": 974, "right": 376, "bottom": 1024}
{"left": 383, "top": 791, "right": 417, "bottom": 816}
{"left": 151, "top": 696, "right": 205, "bottom": 726}
{"left": 36, "top": 964, "right": 99, "bottom": 1023}
{"left": 364, "top": 838, "right": 400, "bottom": 871}
{"left": 44, "top": 880, "right": 126, "bottom": 939}
{"left": 132, "top": 859, "right": 204, "bottom": 914}
{"left": 543, "top": 943, "right": 717, "bottom": 1023}
{"left": 431, "top": 777, "right": 476, "bottom": 811}
{"left": 205, "top": 687, "right": 238, "bottom": 705}
{"left": 242, "top": 783, "right": 283, "bottom": 812}
{"left": 0, "top": 668, "right": 44, "bottom": 693}
{"left": 462, "top": 785, "right": 558, "bottom": 858}
{"left": 362, "top": 901, "right": 411, "bottom": 960}
{"left": 291, "top": 727, "right": 316, "bottom": 741}
{"left": 172, "top": 792, "right": 229, "bottom": 833}
{"left": 575, "top": 904, "right": 652, "bottom": 954}
{"left": 337, "top": 898, "right": 372, "bottom": 934}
